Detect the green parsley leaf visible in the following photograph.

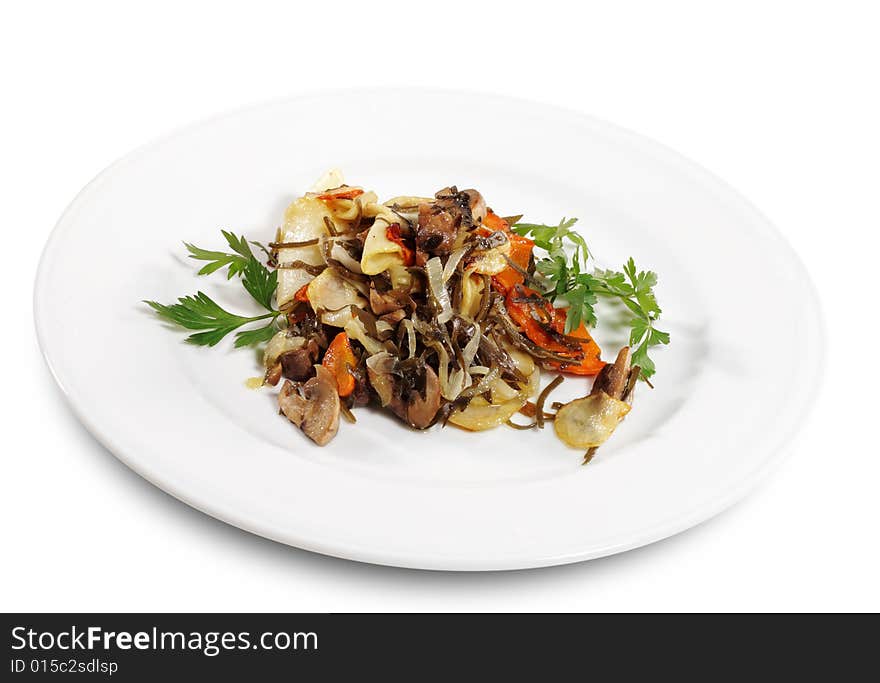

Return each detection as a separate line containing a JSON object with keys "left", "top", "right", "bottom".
{"left": 234, "top": 321, "right": 280, "bottom": 348}
{"left": 593, "top": 259, "right": 669, "bottom": 379}
{"left": 565, "top": 279, "right": 598, "bottom": 331}
{"left": 147, "top": 231, "right": 282, "bottom": 347}
{"left": 185, "top": 230, "right": 254, "bottom": 279}
{"left": 241, "top": 252, "right": 278, "bottom": 312}
{"left": 185, "top": 231, "right": 278, "bottom": 312}
{"left": 631, "top": 339, "right": 656, "bottom": 379}
{"left": 144, "top": 292, "right": 277, "bottom": 347}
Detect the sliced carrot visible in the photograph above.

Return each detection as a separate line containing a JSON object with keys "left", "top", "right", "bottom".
{"left": 505, "top": 285, "right": 605, "bottom": 376}
{"left": 322, "top": 332, "right": 357, "bottom": 397}
{"left": 505, "top": 287, "right": 563, "bottom": 351}
{"left": 547, "top": 308, "right": 605, "bottom": 375}
{"left": 482, "top": 210, "right": 510, "bottom": 232}
{"left": 478, "top": 210, "right": 534, "bottom": 294}
{"left": 492, "top": 232, "right": 534, "bottom": 294}
{"left": 316, "top": 188, "right": 365, "bottom": 201}
{"left": 385, "top": 223, "right": 415, "bottom": 266}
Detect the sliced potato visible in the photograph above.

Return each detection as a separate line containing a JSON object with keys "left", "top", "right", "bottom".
{"left": 447, "top": 396, "right": 525, "bottom": 431}
{"left": 489, "top": 377, "right": 520, "bottom": 404}
{"left": 506, "top": 345, "right": 536, "bottom": 377}
{"left": 553, "top": 392, "right": 631, "bottom": 449}
{"left": 448, "top": 368, "right": 539, "bottom": 431}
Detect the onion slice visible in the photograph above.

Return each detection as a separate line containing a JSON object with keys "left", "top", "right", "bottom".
{"left": 442, "top": 247, "right": 468, "bottom": 283}
{"left": 425, "top": 257, "right": 453, "bottom": 324}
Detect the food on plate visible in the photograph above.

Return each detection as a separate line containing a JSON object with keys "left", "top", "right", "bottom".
{"left": 145, "top": 171, "right": 668, "bottom": 462}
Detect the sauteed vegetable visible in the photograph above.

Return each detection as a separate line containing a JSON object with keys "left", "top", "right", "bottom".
{"left": 145, "top": 171, "right": 668, "bottom": 462}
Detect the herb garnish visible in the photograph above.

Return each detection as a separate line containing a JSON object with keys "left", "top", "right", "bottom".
{"left": 144, "top": 232, "right": 281, "bottom": 347}
{"left": 513, "top": 219, "right": 669, "bottom": 378}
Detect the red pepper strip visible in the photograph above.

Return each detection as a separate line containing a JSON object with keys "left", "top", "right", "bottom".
{"left": 316, "top": 188, "right": 365, "bottom": 201}
{"left": 505, "top": 285, "right": 605, "bottom": 376}
{"left": 385, "top": 223, "right": 415, "bottom": 266}
{"left": 322, "top": 332, "right": 356, "bottom": 397}
{"left": 294, "top": 283, "right": 310, "bottom": 302}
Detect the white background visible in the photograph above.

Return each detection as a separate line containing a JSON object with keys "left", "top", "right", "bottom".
{"left": 2, "top": 1, "right": 877, "bottom": 612}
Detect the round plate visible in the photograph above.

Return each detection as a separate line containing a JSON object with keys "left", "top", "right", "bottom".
{"left": 34, "top": 90, "right": 823, "bottom": 570}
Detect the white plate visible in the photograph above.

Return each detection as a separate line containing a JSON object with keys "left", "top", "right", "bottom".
{"left": 34, "top": 90, "right": 823, "bottom": 570}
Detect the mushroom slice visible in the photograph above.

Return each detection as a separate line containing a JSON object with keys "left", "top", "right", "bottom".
{"left": 366, "top": 352, "right": 397, "bottom": 407}
{"left": 553, "top": 392, "right": 631, "bottom": 449}
{"left": 278, "top": 380, "right": 307, "bottom": 426}
{"left": 277, "top": 366, "right": 341, "bottom": 446}
{"left": 553, "top": 346, "right": 641, "bottom": 458}
{"left": 462, "top": 189, "right": 487, "bottom": 224}
{"left": 469, "top": 231, "right": 511, "bottom": 276}
{"left": 369, "top": 283, "right": 405, "bottom": 315}
{"left": 590, "top": 346, "right": 632, "bottom": 399}
{"left": 279, "top": 348, "right": 315, "bottom": 382}
{"left": 406, "top": 365, "right": 441, "bottom": 429}
{"left": 415, "top": 187, "right": 486, "bottom": 257}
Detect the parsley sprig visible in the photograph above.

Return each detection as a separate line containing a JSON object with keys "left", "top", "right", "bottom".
{"left": 592, "top": 260, "right": 670, "bottom": 378}
{"left": 513, "top": 219, "right": 669, "bottom": 378}
{"left": 145, "top": 232, "right": 281, "bottom": 347}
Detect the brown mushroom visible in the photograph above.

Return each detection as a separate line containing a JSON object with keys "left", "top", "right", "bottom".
{"left": 365, "top": 352, "right": 397, "bottom": 407}
{"left": 415, "top": 186, "right": 487, "bottom": 257}
{"left": 279, "top": 348, "right": 315, "bottom": 382}
{"left": 365, "top": 354, "right": 441, "bottom": 430}
{"left": 461, "top": 188, "right": 487, "bottom": 224}
{"left": 406, "top": 365, "right": 441, "bottom": 429}
{"left": 277, "top": 365, "right": 341, "bottom": 446}
{"left": 264, "top": 362, "right": 283, "bottom": 386}
{"left": 590, "top": 346, "right": 633, "bottom": 399}
{"left": 369, "top": 283, "right": 405, "bottom": 315}
{"left": 577, "top": 346, "right": 641, "bottom": 464}
{"left": 416, "top": 202, "right": 457, "bottom": 255}
{"left": 278, "top": 380, "right": 306, "bottom": 425}
{"left": 379, "top": 309, "right": 407, "bottom": 325}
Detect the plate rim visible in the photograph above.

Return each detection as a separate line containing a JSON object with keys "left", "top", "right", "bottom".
{"left": 33, "top": 88, "right": 827, "bottom": 570}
